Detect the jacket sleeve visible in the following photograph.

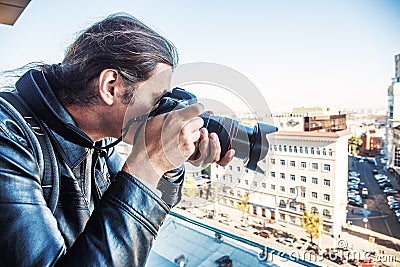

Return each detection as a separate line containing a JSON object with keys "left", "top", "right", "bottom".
{"left": 58, "top": 171, "right": 170, "bottom": 266}
{"left": 0, "top": 115, "right": 169, "bottom": 266}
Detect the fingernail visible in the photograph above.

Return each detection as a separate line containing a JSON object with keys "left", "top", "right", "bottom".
{"left": 228, "top": 149, "right": 235, "bottom": 157}
{"left": 210, "top": 133, "right": 217, "bottom": 141}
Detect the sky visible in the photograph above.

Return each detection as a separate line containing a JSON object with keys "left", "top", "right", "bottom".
{"left": 1, "top": 0, "right": 399, "bottom": 113}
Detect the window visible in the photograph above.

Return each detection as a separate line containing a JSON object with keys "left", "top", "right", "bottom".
{"left": 323, "top": 164, "right": 331, "bottom": 171}
{"left": 311, "top": 147, "right": 315, "bottom": 154}
{"left": 323, "top": 209, "right": 331, "bottom": 219}
{"left": 294, "top": 146, "right": 297, "bottom": 153}
{"left": 271, "top": 184, "right": 276, "bottom": 191}
{"left": 289, "top": 201, "right": 296, "bottom": 210}
{"left": 229, "top": 165, "right": 233, "bottom": 170}
{"left": 223, "top": 175, "right": 226, "bottom": 181}
{"left": 300, "top": 203, "right": 306, "bottom": 211}
{"left": 289, "top": 146, "right": 292, "bottom": 152}
{"left": 324, "top": 179, "right": 331, "bottom": 186}
{"left": 271, "top": 158, "right": 276, "bottom": 164}
{"left": 301, "top": 162, "right": 307, "bottom": 169}
{"left": 290, "top": 188, "right": 296, "bottom": 194}
{"left": 312, "top": 177, "right": 318, "bottom": 184}
{"left": 237, "top": 167, "right": 241, "bottom": 172}
{"left": 311, "top": 206, "right": 318, "bottom": 214}
{"left": 279, "top": 145, "right": 282, "bottom": 151}
{"left": 283, "top": 145, "right": 287, "bottom": 152}
{"left": 245, "top": 180, "right": 248, "bottom": 185}
{"left": 279, "top": 200, "right": 286, "bottom": 208}
{"left": 290, "top": 174, "right": 295, "bottom": 181}
{"left": 245, "top": 169, "right": 249, "bottom": 173}
{"left": 280, "top": 186, "right": 285, "bottom": 193}
{"left": 290, "top": 161, "right": 295, "bottom": 167}
{"left": 271, "top": 171, "right": 276, "bottom": 178}
{"left": 216, "top": 174, "right": 219, "bottom": 179}
{"left": 305, "top": 147, "right": 309, "bottom": 154}
{"left": 300, "top": 146, "right": 303, "bottom": 153}
{"left": 324, "top": 194, "right": 330, "bottom": 201}
{"left": 280, "top": 159, "right": 286, "bottom": 166}
{"left": 274, "top": 145, "right": 277, "bottom": 151}
{"left": 262, "top": 183, "right": 266, "bottom": 189}
{"left": 323, "top": 148, "right": 326, "bottom": 156}
{"left": 316, "top": 148, "right": 320, "bottom": 155}
{"left": 290, "top": 215, "right": 296, "bottom": 223}
{"left": 312, "top": 192, "right": 318, "bottom": 199}
{"left": 280, "top": 173, "right": 285, "bottom": 179}
{"left": 301, "top": 176, "right": 307, "bottom": 183}
{"left": 279, "top": 213, "right": 286, "bottom": 220}
{"left": 329, "top": 149, "right": 333, "bottom": 156}
{"left": 301, "top": 191, "right": 306, "bottom": 198}
{"left": 312, "top": 163, "right": 318, "bottom": 170}
{"left": 253, "top": 181, "right": 258, "bottom": 187}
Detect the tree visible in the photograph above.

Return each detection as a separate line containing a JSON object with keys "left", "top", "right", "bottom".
{"left": 301, "top": 210, "right": 323, "bottom": 246}
{"left": 237, "top": 192, "right": 250, "bottom": 221}
{"left": 183, "top": 177, "right": 198, "bottom": 198}
{"left": 348, "top": 136, "right": 363, "bottom": 155}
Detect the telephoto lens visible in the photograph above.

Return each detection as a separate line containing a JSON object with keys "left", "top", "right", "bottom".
{"left": 200, "top": 113, "right": 277, "bottom": 174}
{"left": 149, "top": 88, "right": 278, "bottom": 173}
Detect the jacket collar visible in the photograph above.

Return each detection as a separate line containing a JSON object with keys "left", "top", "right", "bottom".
{"left": 17, "top": 70, "right": 90, "bottom": 168}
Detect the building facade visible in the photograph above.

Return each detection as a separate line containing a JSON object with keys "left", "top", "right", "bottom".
{"left": 211, "top": 130, "right": 351, "bottom": 237}
{"left": 386, "top": 54, "right": 400, "bottom": 177}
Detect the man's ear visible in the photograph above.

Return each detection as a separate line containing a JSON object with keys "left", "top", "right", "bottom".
{"left": 98, "top": 69, "right": 120, "bottom": 106}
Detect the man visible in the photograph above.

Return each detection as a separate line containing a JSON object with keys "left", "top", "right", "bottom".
{"left": 0, "top": 14, "right": 233, "bottom": 266}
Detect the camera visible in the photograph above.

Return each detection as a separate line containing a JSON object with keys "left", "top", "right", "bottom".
{"left": 149, "top": 88, "right": 278, "bottom": 174}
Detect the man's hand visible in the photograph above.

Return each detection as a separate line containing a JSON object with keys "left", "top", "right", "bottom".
{"left": 123, "top": 103, "right": 204, "bottom": 188}
{"left": 188, "top": 127, "right": 235, "bottom": 167}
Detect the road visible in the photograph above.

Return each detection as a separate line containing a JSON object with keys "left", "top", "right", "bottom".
{"left": 347, "top": 156, "right": 400, "bottom": 239}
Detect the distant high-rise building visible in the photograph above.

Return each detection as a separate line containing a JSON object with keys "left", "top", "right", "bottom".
{"left": 395, "top": 54, "right": 400, "bottom": 81}
{"left": 386, "top": 53, "right": 400, "bottom": 176}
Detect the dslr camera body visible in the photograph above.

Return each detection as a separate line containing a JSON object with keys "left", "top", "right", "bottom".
{"left": 149, "top": 88, "right": 277, "bottom": 174}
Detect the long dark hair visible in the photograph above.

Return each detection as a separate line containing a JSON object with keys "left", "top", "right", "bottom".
{"left": 43, "top": 13, "right": 178, "bottom": 105}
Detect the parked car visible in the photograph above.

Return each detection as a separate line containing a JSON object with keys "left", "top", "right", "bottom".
{"left": 375, "top": 174, "right": 388, "bottom": 181}
{"left": 361, "top": 188, "right": 369, "bottom": 198}
{"left": 349, "top": 171, "right": 360, "bottom": 177}
{"left": 372, "top": 169, "right": 379, "bottom": 174}
{"left": 349, "top": 177, "right": 360, "bottom": 182}
{"left": 379, "top": 181, "right": 392, "bottom": 189}
{"left": 218, "top": 218, "right": 232, "bottom": 225}
{"left": 348, "top": 199, "right": 362, "bottom": 207}
{"left": 234, "top": 224, "right": 250, "bottom": 231}
{"left": 323, "top": 251, "right": 347, "bottom": 265}
{"left": 277, "top": 237, "right": 295, "bottom": 246}
{"left": 254, "top": 230, "right": 270, "bottom": 238}
{"left": 386, "top": 189, "right": 399, "bottom": 195}
{"left": 376, "top": 177, "right": 389, "bottom": 183}
{"left": 390, "top": 202, "right": 400, "bottom": 210}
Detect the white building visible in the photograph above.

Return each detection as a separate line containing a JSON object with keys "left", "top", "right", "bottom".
{"left": 386, "top": 54, "right": 400, "bottom": 169}
{"left": 211, "top": 130, "right": 351, "bottom": 237}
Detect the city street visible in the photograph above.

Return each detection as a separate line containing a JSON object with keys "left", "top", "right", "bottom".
{"left": 348, "top": 156, "right": 400, "bottom": 239}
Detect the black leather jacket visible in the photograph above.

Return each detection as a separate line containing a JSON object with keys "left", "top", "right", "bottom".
{"left": 0, "top": 71, "right": 183, "bottom": 266}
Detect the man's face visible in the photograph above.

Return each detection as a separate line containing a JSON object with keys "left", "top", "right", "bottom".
{"left": 121, "top": 63, "right": 172, "bottom": 144}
